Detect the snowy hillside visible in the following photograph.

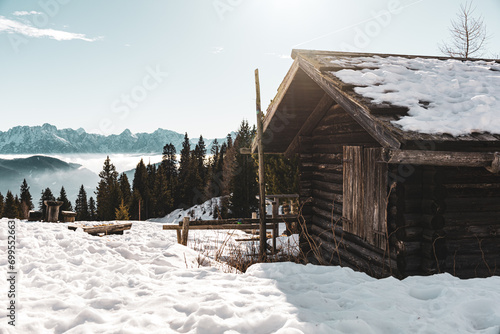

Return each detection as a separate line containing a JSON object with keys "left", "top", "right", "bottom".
{"left": 1, "top": 215, "right": 499, "bottom": 333}
{"left": 0, "top": 124, "right": 233, "bottom": 154}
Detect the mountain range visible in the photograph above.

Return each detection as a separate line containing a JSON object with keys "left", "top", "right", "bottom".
{"left": 0, "top": 156, "right": 98, "bottom": 202}
{"left": 0, "top": 124, "right": 232, "bottom": 154}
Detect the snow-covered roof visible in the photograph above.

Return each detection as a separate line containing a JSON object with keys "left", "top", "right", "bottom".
{"left": 331, "top": 56, "right": 500, "bottom": 136}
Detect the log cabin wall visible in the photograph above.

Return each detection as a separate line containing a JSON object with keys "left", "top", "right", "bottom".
{"left": 434, "top": 167, "right": 500, "bottom": 278}
{"left": 297, "top": 105, "right": 399, "bottom": 278}
{"left": 389, "top": 165, "right": 426, "bottom": 278}
{"left": 390, "top": 164, "right": 500, "bottom": 279}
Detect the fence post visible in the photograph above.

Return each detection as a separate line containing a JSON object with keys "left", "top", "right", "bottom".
{"left": 182, "top": 217, "right": 190, "bottom": 246}
{"left": 272, "top": 198, "right": 279, "bottom": 253}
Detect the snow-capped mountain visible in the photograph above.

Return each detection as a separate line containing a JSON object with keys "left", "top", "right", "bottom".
{"left": 0, "top": 124, "right": 232, "bottom": 154}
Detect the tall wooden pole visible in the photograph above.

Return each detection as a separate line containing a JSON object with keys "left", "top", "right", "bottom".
{"left": 255, "top": 69, "right": 267, "bottom": 261}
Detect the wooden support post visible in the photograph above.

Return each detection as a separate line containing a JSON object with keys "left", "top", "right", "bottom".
{"left": 256, "top": 68, "right": 267, "bottom": 261}
{"left": 272, "top": 199, "right": 279, "bottom": 218}
{"left": 44, "top": 200, "right": 63, "bottom": 222}
{"left": 181, "top": 217, "right": 190, "bottom": 246}
{"left": 176, "top": 229, "right": 182, "bottom": 244}
{"left": 272, "top": 199, "right": 278, "bottom": 253}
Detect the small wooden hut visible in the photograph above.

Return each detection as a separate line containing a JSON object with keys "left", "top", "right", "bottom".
{"left": 257, "top": 49, "right": 500, "bottom": 279}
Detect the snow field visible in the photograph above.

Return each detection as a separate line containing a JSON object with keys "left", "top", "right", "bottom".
{"left": 0, "top": 216, "right": 499, "bottom": 333}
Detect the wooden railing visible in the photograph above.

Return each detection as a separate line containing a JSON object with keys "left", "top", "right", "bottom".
{"left": 163, "top": 194, "right": 300, "bottom": 253}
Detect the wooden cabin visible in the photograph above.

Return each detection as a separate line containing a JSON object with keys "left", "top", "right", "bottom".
{"left": 257, "top": 49, "right": 500, "bottom": 279}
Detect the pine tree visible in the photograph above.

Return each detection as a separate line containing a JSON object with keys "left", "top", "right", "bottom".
{"left": 187, "top": 153, "right": 204, "bottom": 206}
{"left": 131, "top": 159, "right": 148, "bottom": 220}
{"left": 221, "top": 140, "right": 237, "bottom": 197}
{"left": 14, "top": 195, "right": 21, "bottom": 219}
{"left": 226, "top": 133, "right": 233, "bottom": 150}
{"left": 0, "top": 192, "right": 4, "bottom": 218}
{"left": 88, "top": 197, "right": 97, "bottom": 220}
{"left": 194, "top": 135, "right": 207, "bottom": 186}
{"left": 162, "top": 143, "right": 178, "bottom": 208}
{"left": 129, "top": 189, "right": 142, "bottom": 220}
{"left": 96, "top": 156, "right": 120, "bottom": 221}
{"left": 178, "top": 133, "right": 192, "bottom": 207}
{"left": 229, "top": 120, "right": 259, "bottom": 218}
{"left": 57, "top": 186, "right": 73, "bottom": 220}
{"left": 217, "top": 142, "right": 226, "bottom": 175}
{"left": 19, "top": 179, "right": 33, "bottom": 219}
{"left": 153, "top": 164, "right": 173, "bottom": 217}
{"left": 146, "top": 162, "right": 157, "bottom": 218}
{"left": 75, "top": 185, "right": 90, "bottom": 221}
{"left": 211, "top": 138, "right": 220, "bottom": 172}
{"left": 39, "top": 188, "right": 55, "bottom": 220}
{"left": 115, "top": 199, "right": 130, "bottom": 220}
{"left": 4, "top": 191, "right": 19, "bottom": 219}
{"left": 118, "top": 173, "right": 132, "bottom": 208}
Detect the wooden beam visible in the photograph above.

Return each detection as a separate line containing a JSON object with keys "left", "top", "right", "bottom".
{"left": 177, "top": 217, "right": 298, "bottom": 226}
{"left": 240, "top": 147, "right": 252, "bottom": 155}
{"left": 163, "top": 224, "right": 276, "bottom": 231}
{"left": 256, "top": 69, "right": 267, "bottom": 260}
{"left": 291, "top": 49, "right": 500, "bottom": 64}
{"left": 284, "top": 94, "right": 335, "bottom": 158}
{"left": 382, "top": 149, "right": 498, "bottom": 168}
{"left": 296, "top": 55, "right": 402, "bottom": 149}
{"left": 265, "top": 194, "right": 299, "bottom": 199}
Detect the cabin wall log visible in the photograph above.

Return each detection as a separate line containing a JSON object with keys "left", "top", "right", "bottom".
{"left": 436, "top": 166, "right": 500, "bottom": 277}
{"left": 391, "top": 165, "right": 500, "bottom": 278}
{"left": 308, "top": 224, "right": 398, "bottom": 278}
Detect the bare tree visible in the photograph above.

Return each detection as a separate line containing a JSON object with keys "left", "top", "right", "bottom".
{"left": 439, "top": 1, "right": 488, "bottom": 59}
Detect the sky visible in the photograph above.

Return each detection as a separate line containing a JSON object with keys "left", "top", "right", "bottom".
{"left": 0, "top": 0, "right": 499, "bottom": 138}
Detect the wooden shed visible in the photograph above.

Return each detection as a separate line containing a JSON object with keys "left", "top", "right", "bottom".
{"left": 257, "top": 49, "right": 500, "bottom": 279}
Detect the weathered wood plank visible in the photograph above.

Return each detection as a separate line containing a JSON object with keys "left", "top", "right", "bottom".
{"left": 312, "top": 171, "right": 343, "bottom": 184}
{"left": 313, "top": 132, "right": 379, "bottom": 145}
{"left": 178, "top": 217, "right": 298, "bottom": 226}
{"left": 312, "top": 188, "right": 343, "bottom": 204}
{"left": 444, "top": 197, "right": 500, "bottom": 212}
{"left": 343, "top": 146, "right": 363, "bottom": 238}
{"left": 311, "top": 179, "right": 343, "bottom": 193}
{"left": 163, "top": 224, "right": 276, "bottom": 230}
{"left": 68, "top": 223, "right": 132, "bottom": 236}
{"left": 383, "top": 149, "right": 497, "bottom": 168}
